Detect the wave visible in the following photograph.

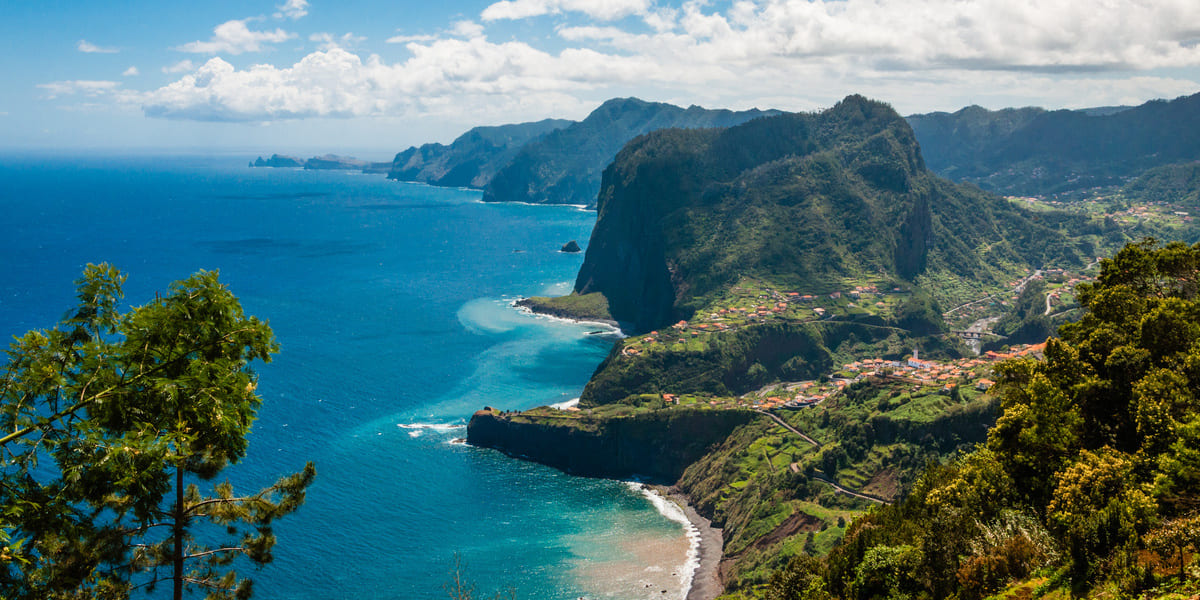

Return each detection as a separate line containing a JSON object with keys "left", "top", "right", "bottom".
{"left": 626, "top": 483, "right": 701, "bottom": 600}
{"left": 550, "top": 398, "right": 580, "bottom": 410}
{"left": 510, "top": 300, "right": 626, "bottom": 338}
{"left": 399, "top": 422, "right": 466, "bottom": 438}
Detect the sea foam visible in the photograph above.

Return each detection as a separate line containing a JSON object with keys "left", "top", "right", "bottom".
{"left": 627, "top": 483, "right": 701, "bottom": 600}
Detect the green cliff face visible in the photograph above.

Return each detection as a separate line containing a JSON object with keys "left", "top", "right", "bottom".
{"left": 573, "top": 95, "right": 1087, "bottom": 334}
{"left": 481, "top": 97, "right": 778, "bottom": 208}
{"left": 387, "top": 118, "right": 572, "bottom": 188}
{"left": 466, "top": 406, "right": 760, "bottom": 482}
{"left": 907, "top": 91, "right": 1200, "bottom": 196}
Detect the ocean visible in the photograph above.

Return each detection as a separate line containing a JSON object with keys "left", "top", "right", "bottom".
{"left": 0, "top": 155, "right": 695, "bottom": 599}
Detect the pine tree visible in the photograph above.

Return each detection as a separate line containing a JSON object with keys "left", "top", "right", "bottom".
{"left": 1, "top": 264, "right": 314, "bottom": 599}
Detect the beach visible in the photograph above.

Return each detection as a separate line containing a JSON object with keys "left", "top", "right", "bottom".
{"left": 666, "top": 488, "right": 724, "bottom": 600}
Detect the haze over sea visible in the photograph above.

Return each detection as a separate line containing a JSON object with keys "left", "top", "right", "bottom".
{"left": 0, "top": 155, "right": 694, "bottom": 599}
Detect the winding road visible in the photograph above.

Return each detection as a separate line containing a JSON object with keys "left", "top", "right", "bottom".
{"left": 756, "top": 410, "right": 889, "bottom": 505}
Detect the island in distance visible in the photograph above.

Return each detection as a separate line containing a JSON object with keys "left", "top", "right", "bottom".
{"left": 250, "top": 153, "right": 391, "bottom": 173}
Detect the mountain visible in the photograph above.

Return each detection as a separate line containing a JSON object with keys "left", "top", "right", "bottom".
{"left": 574, "top": 95, "right": 1091, "bottom": 333}
{"left": 387, "top": 118, "right": 572, "bottom": 188}
{"left": 482, "top": 98, "right": 779, "bottom": 208}
{"left": 1122, "top": 160, "right": 1200, "bottom": 206}
{"left": 907, "top": 92, "right": 1200, "bottom": 195}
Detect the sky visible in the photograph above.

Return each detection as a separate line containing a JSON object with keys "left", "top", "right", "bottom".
{"left": 3, "top": 0, "right": 1200, "bottom": 155}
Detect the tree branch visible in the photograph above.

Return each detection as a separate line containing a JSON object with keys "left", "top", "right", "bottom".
{"left": 184, "top": 547, "right": 245, "bottom": 560}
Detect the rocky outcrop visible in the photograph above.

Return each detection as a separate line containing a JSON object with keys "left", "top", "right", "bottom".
{"left": 560, "top": 240, "right": 582, "bottom": 253}
{"left": 250, "top": 154, "right": 304, "bottom": 168}
{"left": 571, "top": 95, "right": 1086, "bottom": 333}
{"left": 467, "top": 408, "right": 761, "bottom": 482}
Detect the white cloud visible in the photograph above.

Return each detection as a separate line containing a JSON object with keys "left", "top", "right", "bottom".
{"left": 275, "top": 0, "right": 309, "bottom": 20}
{"left": 77, "top": 40, "right": 118, "bottom": 53}
{"left": 122, "top": 66, "right": 140, "bottom": 77}
{"left": 387, "top": 33, "right": 437, "bottom": 44}
{"left": 163, "top": 60, "right": 197, "bottom": 73}
{"left": 137, "top": 0, "right": 1200, "bottom": 125}
{"left": 37, "top": 80, "right": 121, "bottom": 99}
{"left": 310, "top": 32, "right": 366, "bottom": 51}
{"left": 139, "top": 45, "right": 639, "bottom": 122}
{"left": 175, "top": 19, "right": 296, "bottom": 54}
{"left": 451, "top": 21, "right": 485, "bottom": 39}
{"left": 482, "top": 0, "right": 651, "bottom": 21}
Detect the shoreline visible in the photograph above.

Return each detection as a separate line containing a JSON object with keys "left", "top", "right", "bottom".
{"left": 510, "top": 298, "right": 626, "bottom": 335}
{"left": 645, "top": 485, "right": 724, "bottom": 600}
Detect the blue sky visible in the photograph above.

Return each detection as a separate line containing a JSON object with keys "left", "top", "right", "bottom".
{"left": 3, "top": 0, "right": 1200, "bottom": 155}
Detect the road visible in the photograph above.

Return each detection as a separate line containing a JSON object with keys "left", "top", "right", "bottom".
{"left": 757, "top": 410, "right": 890, "bottom": 505}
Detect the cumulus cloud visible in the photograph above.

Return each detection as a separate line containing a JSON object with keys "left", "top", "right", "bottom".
{"left": 163, "top": 60, "right": 197, "bottom": 73}
{"left": 482, "top": 0, "right": 650, "bottom": 21}
{"left": 275, "top": 0, "right": 309, "bottom": 20}
{"left": 310, "top": 32, "right": 366, "bottom": 51}
{"left": 626, "top": 0, "right": 1200, "bottom": 74}
{"left": 38, "top": 80, "right": 121, "bottom": 99}
{"left": 77, "top": 40, "right": 118, "bottom": 53}
{"left": 175, "top": 19, "right": 295, "bottom": 54}
{"left": 451, "top": 21, "right": 486, "bottom": 39}
{"left": 139, "top": 44, "right": 645, "bottom": 122}
{"left": 122, "top": 66, "right": 140, "bottom": 77}
{"left": 137, "top": 0, "right": 1200, "bottom": 124}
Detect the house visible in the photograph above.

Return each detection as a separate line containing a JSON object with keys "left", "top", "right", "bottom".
{"left": 976, "top": 378, "right": 995, "bottom": 391}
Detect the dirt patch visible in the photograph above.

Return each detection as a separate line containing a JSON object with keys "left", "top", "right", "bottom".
{"left": 726, "top": 510, "right": 822, "bottom": 562}
{"left": 862, "top": 468, "right": 901, "bottom": 501}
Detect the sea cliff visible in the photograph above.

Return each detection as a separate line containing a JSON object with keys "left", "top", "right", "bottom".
{"left": 467, "top": 406, "right": 760, "bottom": 482}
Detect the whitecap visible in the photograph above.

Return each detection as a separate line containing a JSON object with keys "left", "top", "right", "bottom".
{"left": 550, "top": 398, "right": 580, "bottom": 410}
{"left": 627, "top": 483, "right": 701, "bottom": 600}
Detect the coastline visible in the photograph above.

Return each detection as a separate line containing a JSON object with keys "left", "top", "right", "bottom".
{"left": 643, "top": 485, "right": 724, "bottom": 600}
{"left": 511, "top": 298, "right": 625, "bottom": 334}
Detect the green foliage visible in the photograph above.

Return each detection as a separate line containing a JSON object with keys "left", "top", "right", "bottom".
{"left": 0, "top": 265, "right": 314, "bottom": 599}
{"left": 778, "top": 239, "right": 1200, "bottom": 599}
{"left": 576, "top": 95, "right": 1089, "bottom": 334}
{"left": 388, "top": 118, "right": 572, "bottom": 188}
{"left": 1123, "top": 160, "right": 1200, "bottom": 206}
{"left": 517, "top": 292, "right": 612, "bottom": 322}
{"left": 908, "top": 93, "right": 1200, "bottom": 197}
{"left": 484, "top": 97, "right": 773, "bottom": 208}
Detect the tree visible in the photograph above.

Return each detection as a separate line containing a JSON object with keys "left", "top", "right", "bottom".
{"left": 1, "top": 264, "right": 314, "bottom": 599}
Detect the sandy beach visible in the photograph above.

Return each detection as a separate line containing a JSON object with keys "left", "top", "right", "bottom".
{"left": 654, "top": 486, "right": 724, "bottom": 600}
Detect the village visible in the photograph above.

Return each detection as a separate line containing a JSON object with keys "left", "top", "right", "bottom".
{"left": 646, "top": 341, "right": 1046, "bottom": 413}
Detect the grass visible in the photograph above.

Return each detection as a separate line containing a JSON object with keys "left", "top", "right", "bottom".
{"left": 518, "top": 291, "right": 612, "bottom": 321}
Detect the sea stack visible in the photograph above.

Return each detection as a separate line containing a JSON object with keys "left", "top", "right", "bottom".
{"left": 561, "top": 240, "right": 582, "bottom": 253}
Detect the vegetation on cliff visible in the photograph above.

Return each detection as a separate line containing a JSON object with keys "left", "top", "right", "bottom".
{"left": 387, "top": 118, "right": 571, "bottom": 188}
{"left": 761, "top": 240, "right": 1200, "bottom": 600}
{"left": 907, "top": 92, "right": 1200, "bottom": 197}
{"left": 515, "top": 292, "right": 612, "bottom": 324}
{"left": 482, "top": 98, "right": 777, "bottom": 208}
{"left": 574, "top": 95, "right": 1093, "bottom": 335}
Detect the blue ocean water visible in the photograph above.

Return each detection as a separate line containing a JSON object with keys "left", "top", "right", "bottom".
{"left": 0, "top": 155, "right": 693, "bottom": 599}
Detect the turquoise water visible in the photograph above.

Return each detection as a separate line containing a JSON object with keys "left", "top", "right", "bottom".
{"left": 0, "top": 155, "right": 693, "bottom": 599}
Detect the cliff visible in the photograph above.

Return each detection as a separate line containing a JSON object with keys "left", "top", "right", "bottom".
{"left": 387, "top": 118, "right": 572, "bottom": 188}
{"left": 467, "top": 406, "right": 760, "bottom": 482}
{"left": 482, "top": 98, "right": 778, "bottom": 208}
{"left": 573, "top": 95, "right": 1089, "bottom": 333}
